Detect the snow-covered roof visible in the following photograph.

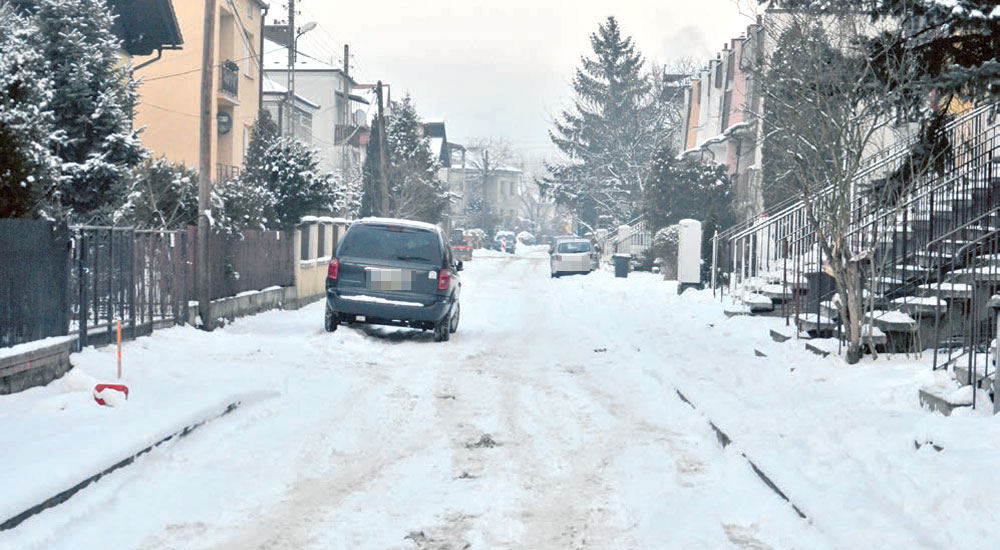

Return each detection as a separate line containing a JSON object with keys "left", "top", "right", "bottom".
{"left": 429, "top": 137, "right": 446, "bottom": 157}
{"left": 262, "top": 78, "right": 321, "bottom": 109}
{"left": 263, "top": 38, "right": 342, "bottom": 73}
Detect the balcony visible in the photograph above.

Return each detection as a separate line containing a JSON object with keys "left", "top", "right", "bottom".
{"left": 218, "top": 60, "right": 239, "bottom": 104}
{"left": 216, "top": 163, "right": 241, "bottom": 183}
{"left": 335, "top": 124, "right": 369, "bottom": 147}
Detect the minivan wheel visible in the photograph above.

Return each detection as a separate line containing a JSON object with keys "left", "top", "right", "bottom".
{"left": 324, "top": 304, "right": 338, "bottom": 332}
{"left": 449, "top": 303, "right": 460, "bottom": 334}
{"left": 433, "top": 318, "right": 450, "bottom": 342}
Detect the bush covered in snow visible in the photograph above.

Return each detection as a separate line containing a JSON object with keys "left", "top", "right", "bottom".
{"left": 648, "top": 225, "right": 679, "bottom": 280}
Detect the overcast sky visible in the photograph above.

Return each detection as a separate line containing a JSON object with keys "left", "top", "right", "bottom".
{"left": 291, "top": 0, "right": 760, "bottom": 163}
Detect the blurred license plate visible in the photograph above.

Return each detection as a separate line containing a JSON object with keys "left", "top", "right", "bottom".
{"left": 367, "top": 268, "right": 412, "bottom": 291}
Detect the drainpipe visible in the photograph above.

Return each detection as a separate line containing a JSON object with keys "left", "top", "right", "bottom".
{"left": 134, "top": 48, "right": 163, "bottom": 71}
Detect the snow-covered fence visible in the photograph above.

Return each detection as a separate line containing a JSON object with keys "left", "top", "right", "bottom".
{"left": 207, "top": 229, "right": 294, "bottom": 301}
{"left": 69, "top": 226, "right": 189, "bottom": 349}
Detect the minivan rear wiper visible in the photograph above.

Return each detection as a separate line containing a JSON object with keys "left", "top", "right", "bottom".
{"left": 396, "top": 255, "right": 430, "bottom": 261}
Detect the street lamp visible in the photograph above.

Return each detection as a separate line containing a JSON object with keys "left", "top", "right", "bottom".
{"left": 286, "top": 21, "right": 316, "bottom": 137}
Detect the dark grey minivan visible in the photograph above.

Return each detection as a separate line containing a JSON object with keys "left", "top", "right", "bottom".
{"left": 325, "top": 218, "right": 462, "bottom": 341}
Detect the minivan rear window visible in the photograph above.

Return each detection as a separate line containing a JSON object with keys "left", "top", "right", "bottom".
{"left": 557, "top": 241, "right": 591, "bottom": 253}
{"left": 338, "top": 224, "right": 442, "bottom": 264}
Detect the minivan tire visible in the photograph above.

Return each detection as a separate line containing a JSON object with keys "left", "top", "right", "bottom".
{"left": 324, "top": 304, "right": 338, "bottom": 332}
{"left": 449, "top": 303, "right": 460, "bottom": 334}
{"left": 433, "top": 317, "right": 450, "bottom": 342}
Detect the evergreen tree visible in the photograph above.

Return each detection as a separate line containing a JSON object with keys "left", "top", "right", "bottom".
{"left": 384, "top": 95, "right": 448, "bottom": 223}
{"left": 214, "top": 176, "right": 273, "bottom": 232}
{"left": 242, "top": 109, "right": 279, "bottom": 185}
{"left": 643, "top": 146, "right": 732, "bottom": 232}
{"left": 542, "top": 16, "right": 668, "bottom": 230}
{"left": 29, "top": 0, "right": 145, "bottom": 221}
{"left": 0, "top": 5, "right": 57, "bottom": 218}
{"left": 255, "top": 138, "right": 336, "bottom": 229}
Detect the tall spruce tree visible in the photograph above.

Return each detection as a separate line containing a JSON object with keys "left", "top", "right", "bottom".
{"left": 542, "top": 16, "right": 665, "bottom": 231}
{"left": 242, "top": 110, "right": 279, "bottom": 185}
{"left": 0, "top": 5, "right": 57, "bottom": 218}
{"left": 30, "top": 0, "right": 145, "bottom": 221}
{"left": 384, "top": 95, "right": 448, "bottom": 223}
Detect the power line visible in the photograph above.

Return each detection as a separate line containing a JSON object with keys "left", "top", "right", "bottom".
{"left": 142, "top": 46, "right": 284, "bottom": 82}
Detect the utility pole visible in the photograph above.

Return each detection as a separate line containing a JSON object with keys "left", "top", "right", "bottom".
{"left": 197, "top": 0, "right": 217, "bottom": 331}
{"left": 285, "top": 0, "right": 295, "bottom": 137}
{"left": 341, "top": 44, "right": 350, "bottom": 179}
{"left": 376, "top": 81, "right": 389, "bottom": 217}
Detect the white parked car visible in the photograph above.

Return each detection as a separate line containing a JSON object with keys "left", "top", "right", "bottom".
{"left": 550, "top": 238, "right": 596, "bottom": 278}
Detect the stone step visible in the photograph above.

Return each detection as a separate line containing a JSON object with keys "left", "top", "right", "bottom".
{"left": 952, "top": 364, "right": 994, "bottom": 391}
{"left": 918, "top": 282, "right": 975, "bottom": 300}
{"left": 795, "top": 313, "right": 838, "bottom": 336}
{"left": 866, "top": 309, "right": 918, "bottom": 332}
{"left": 918, "top": 386, "right": 974, "bottom": 416}
{"left": 945, "top": 265, "right": 1000, "bottom": 284}
{"left": 743, "top": 292, "right": 775, "bottom": 313}
{"left": 891, "top": 296, "right": 948, "bottom": 317}
{"left": 760, "top": 283, "right": 795, "bottom": 304}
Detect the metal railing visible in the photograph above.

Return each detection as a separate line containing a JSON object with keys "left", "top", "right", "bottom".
{"left": 219, "top": 60, "right": 239, "bottom": 98}
{"left": 715, "top": 101, "right": 1000, "bottom": 371}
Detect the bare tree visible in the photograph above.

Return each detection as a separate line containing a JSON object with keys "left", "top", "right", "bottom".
{"left": 465, "top": 137, "right": 515, "bottom": 204}
{"left": 757, "top": 10, "right": 942, "bottom": 363}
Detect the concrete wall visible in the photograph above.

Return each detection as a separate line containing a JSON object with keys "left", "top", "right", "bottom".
{"left": 294, "top": 221, "right": 349, "bottom": 306}
{"left": 0, "top": 336, "right": 75, "bottom": 395}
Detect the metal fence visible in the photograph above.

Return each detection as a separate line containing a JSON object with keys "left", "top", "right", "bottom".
{"left": 208, "top": 228, "right": 294, "bottom": 300}
{"left": 0, "top": 219, "right": 70, "bottom": 348}
{"left": 69, "top": 226, "right": 190, "bottom": 348}
{"left": 1, "top": 220, "right": 296, "bottom": 351}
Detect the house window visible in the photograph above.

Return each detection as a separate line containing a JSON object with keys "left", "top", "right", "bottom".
{"left": 243, "top": 35, "right": 253, "bottom": 77}
{"left": 247, "top": 2, "right": 253, "bottom": 19}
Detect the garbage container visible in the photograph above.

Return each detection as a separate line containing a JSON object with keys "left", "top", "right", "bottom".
{"left": 613, "top": 254, "right": 630, "bottom": 278}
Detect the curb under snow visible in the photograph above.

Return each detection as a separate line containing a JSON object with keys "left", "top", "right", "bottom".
{"left": 0, "top": 393, "right": 271, "bottom": 531}
{"left": 673, "top": 387, "right": 809, "bottom": 521}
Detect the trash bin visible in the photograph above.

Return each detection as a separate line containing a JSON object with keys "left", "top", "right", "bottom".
{"left": 613, "top": 254, "right": 630, "bottom": 278}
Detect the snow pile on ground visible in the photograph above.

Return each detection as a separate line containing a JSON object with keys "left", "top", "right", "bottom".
{"left": 0, "top": 253, "right": 997, "bottom": 550}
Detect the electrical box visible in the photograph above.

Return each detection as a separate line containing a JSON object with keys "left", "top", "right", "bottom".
{"left": 677, "top": 219, "right": 702, "bottom": 288}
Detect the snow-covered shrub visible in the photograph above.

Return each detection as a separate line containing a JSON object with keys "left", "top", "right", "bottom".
{"left": 650, "top": 225, "right": 680, "bottom": 280}
{"left": 114, "top": 158, "right": 201, "bottom": 229}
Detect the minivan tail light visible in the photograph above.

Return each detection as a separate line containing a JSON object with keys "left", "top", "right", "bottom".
{"left": 437, "top": 268, "right": 450, "bottom": 290}
{"left": 327, "top": 258, "right": 339, "bottom": 280}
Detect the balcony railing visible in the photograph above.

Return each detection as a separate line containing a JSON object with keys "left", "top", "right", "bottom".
{"left": 219, "top": 60, "right": 239, "bottom": 98}
{"left": 216, "top": 163, "right": 241, "bottom": 183}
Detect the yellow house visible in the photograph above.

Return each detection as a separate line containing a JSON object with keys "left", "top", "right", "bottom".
{"left": 132, "top": 0, "right": 267, "bottom": 181}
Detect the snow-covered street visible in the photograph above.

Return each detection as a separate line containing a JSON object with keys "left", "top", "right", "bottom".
{"left": 2, "top": 248, "right": 997, "bottom": 550}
